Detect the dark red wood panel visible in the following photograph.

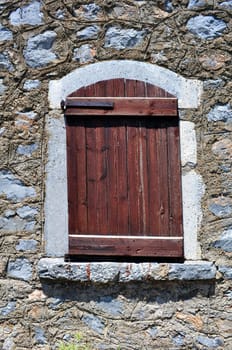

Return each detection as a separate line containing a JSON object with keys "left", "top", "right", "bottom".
{"left": 64, "top": 97, "right": 178, "bottom": 116}
{"left": 69, "top": 236, "right": 183, "bottom": 257}
{"left": 65, "top": 78, "right": 183, "bottom": 257}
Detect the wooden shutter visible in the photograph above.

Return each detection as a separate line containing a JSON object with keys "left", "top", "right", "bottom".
{"left": 64, "top": 79, "right": 183, "bottom": 258}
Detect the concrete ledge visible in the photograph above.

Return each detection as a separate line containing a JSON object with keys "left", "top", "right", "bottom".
{"left": 38, "top": 258, "right": 216, "bottom": 283}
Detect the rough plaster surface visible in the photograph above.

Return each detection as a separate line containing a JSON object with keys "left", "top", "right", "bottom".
{"left": 49, "top": 60, "right": 203, "bottom": 109}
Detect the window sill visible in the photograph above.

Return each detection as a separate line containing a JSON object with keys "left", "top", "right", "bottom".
{"left": 38, "top": 258, "right": 216, "bottom": 283}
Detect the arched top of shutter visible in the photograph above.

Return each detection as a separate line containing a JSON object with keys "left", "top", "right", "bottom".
{"left": 67, "top": 78, "right": 175, "bottom": 98}
{"left": 63, "top": 79, "right": 177, "bottom": 117}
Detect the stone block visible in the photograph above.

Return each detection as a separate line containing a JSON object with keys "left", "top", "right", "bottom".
{"left": 208, "top": 197, "right": 232, "bottom": 218}
{"left": 38, "top": 259, "right": 217, "bottom": 282}
{"left": 104, "top": 27, "right": 146, "bottom": 49}
{"left": 218, "top": 266, "right": 232, "bottom": 280}
{"left": 74, "top": 3, "right": 102, "bottom": 19}
{"left": 0, "top": 23, "right": 12, "bottom": 41}
{"left": 0, "top": 78, "right": 6, "bottom": 94}
{"left": 0, "top": 170, "right": 36, "bottom": 202}
{"left": 188, "top": 0, "right": 213, "bottom": 10}
{"left": 0, "top": 301, "right": 16, "bottom": 316}
{"left": 76, "top": 25, "right": 100, "bottom": 40}
{"left": 219, "top": 1, "right": 232, "bottom": 10}
{"left": 0, "top": 52, "right": 14, "bottom": 71}
{"left": 7, "top": 258, "right": 32, "bottom": 281}
{"left": 10, "top": 1, "right": 43, "bottom": 26}
{"left": 16, "top": 239, "right": 38, "bottom": 251}
{"left": 73, "top": 44, "right": 96, "bottom": 64}
{"left": 16, "top": 143, "right": 38, "bottom": 156}
{"left": 24, "top": 31, "right": 57, "bottom": 68}
{"left": 23, "top": 79, "right": 40, "bottom": 90}
{"left": 208, "top": 104, "right": 232, "bottom": 122}
{"left": 197, "top": 335, "right": 224, "bottom": 348}
{"left": 187, "top": 15, "right": 227, "bottom": 39}
{"left": 213, "top": 228, "right": 232, "bottom": 252}
{"left": 82, "top": 314, "right": 105, "bottom": 334}
{"left": 0, "top": 215, "right": 35, "bottom": 232}
{"left": 34, "top": 327, "right": 46, "bottom": 344}
{"left": 16, "top": 206, "right": 38, "bottom": 219}
{"left": 169, "top": 262, "right": 216, "bottom": 280}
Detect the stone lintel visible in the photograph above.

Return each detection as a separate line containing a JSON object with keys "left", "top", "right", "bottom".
{"left": 38, "top": 258, "right": 216, "bottom": 283}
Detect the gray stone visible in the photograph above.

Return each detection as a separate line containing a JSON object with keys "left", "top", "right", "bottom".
{"left": 15, "top": 111, "right": 38, "bottom": 128}
{"left": 148, "top": 326, "right": 158, "bottom": 338}
{"left": 73, "top": 44, "right": 95, "bottom": 64}
{"left": 173, "top": 334, "right": 185, "bottom": 346}
{"left": 218, "top": 266, "right": 232, "bottom": 280}
{"left": 48, "top": 297, "right": 63, "bottom": 309}
{"left": 82, "top": 3, "right": 101, "bottom": 19}
{"left": 16, "top": 239, "right": 38, "bottom": 251}
{"left": 34, "top": 327, "right": 46, "bottom": 344}
{"left": 10, "top": 1, "right": 43, "bottom": 26}
{"left": 225, "top": 290, "right": 232, "bottom": 299}
{"left": 213, "top": 228, "right": 232, "bottom": 252}
{"left": 163, "top": 0, "right": 173, "bottom": 12}
{"left": 187, "top": 0, "right": 211, "bottom": 10}
{"left": 0, "top": 170, "right": 36, "bottom": 202}
{"left": 0, "top": 215, "right": 35, "bottom": 232}
{"left": 17, "top": 143, "right": 38, "bottom": 156}
{"left": 82, "top": 314, "right": 105, "bottom": 334}
{"left": 76, "top": 25, "right": 100, "bottom": 40}
{"left": 24, "top": 31, "right": 57, "bottom": 68}
{"left": 219, "top": 1, "right": 232, "bottom": 10}
{"left": 187, "top": 15, "right": 227, "bottom": 39}
{"left": 0, "top": 127, "right": 6, "bottom": 136}
{"left": 4, "top": 209, "right": 15, "bottom": 218}
{"left": 207, "top": 104, "right": 232, "bottom": 122}
{"left": 105, "top": 27, "right": 146, "bottom": 49}
{"left": 0, "top": 79, "right": 6, "bottom": 94}
{"left": 98, "top": 296, "right": 123, "bottom": 316}
{"left": 23, "top": 79, "right": 40, "bottom": 90}
{"left": 169, "top": 262, "right": 216, "bottom": 280}
{"left": 55, "top": 9, "right": 65, "bottom": 19}
{"left": 0, "top": 52, "right": 14, "bottom": 71}
{"left": 0, "top": 302, "right": 16, "bottom": 316}
{"left": 209, "top": 198, "right": 232, "bottom": 218}
{"left": 197, "top": 335, "right": 224, "bottom": 348}
{"left": 203, "top": 79, "right": 225, "bottom": 89}
{"left": 2, "top": 338, "right": 15, "bottom": 350}
{"left": 38, "top": 259, "right": 217, "bottom": 282}
{"left": 0, "top": 23, "right": 12, "bottom": 41}
{"left": 16, "top": 205, "right": 38, "bottom": 219}
{"left": 7, "top": 258, "right": 32, "bottom": 281}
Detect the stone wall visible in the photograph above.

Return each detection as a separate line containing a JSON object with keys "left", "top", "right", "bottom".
{"left": 0, "top": 0, "right": 231, "bottom": 349}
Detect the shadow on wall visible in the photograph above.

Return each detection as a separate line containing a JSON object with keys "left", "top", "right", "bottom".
{"left": 40, "top": 280, "right": 215, "bottom": 304}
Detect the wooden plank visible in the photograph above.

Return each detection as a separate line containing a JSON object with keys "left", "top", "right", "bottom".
{"left": 66, "top": 87, "right": 88, "bottom": 235}
{"left": 117, "top": 118, "right": 129, "bottom": 234}
{"left": 167, "top": 121, "right": 183, "bottom": 236}
{"left": 94, "top": 81, "right": 108, "bottom": 234}
{"left": 126, "top": 80, "right": 140, "bottom": 234}
{"left": 158, "top": 125, "right": 170, "bottom": 235}
{"left": 105, "top": 79, "right": 129, "bottom": 234}
{"left": 69, "top": 236, "right": 183, "bottom": 257}
{"left": 65, "top": 98, "right": 178, "bottom": 116}
{"left": 66, "top": 123, "right": 76, "bottom": 234}
{"left": 113, "top": 79, "right": 129, "bottom": 234}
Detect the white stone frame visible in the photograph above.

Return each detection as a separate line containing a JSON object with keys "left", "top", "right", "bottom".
{"left": 46, "top": 60, "right": 204, "bottom": 260}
